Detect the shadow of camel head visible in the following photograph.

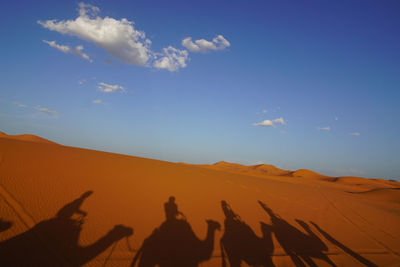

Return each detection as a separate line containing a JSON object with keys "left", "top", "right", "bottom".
{"left": 206, "top": 219, "right": 221, "bottom": 231}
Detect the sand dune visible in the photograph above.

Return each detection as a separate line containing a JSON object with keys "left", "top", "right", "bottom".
{"left": 0, "top": 134, "right": 399, "bottom": 266}
{"left": 288, "top": 169, "right": 328, "bottom": 178}
{"left": 203, "top": 161, "right": 293, "bottom": 177}
{"left": 0, "top": 131, "right": 58, "bottom": 145}
{"left": 348, "top": 188, "right": 400, "bottom": 203}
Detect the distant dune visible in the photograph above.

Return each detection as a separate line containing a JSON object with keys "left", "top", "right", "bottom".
{"left": 0, "top": 134, "right": 399, "bottom": 266}
{"left": 0, "top": 131, "right": 58, "bottom": 145}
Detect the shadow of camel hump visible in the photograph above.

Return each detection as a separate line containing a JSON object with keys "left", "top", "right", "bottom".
{"left": 0, "top": 190, "right": 133, "bottom": 266}
{"left": 131, "top": 196, "right": 221, "bottom": 267}
{"left": 220, "top": 200, "right": 274, "bottom": 267}
{"left": 258, "top": 201, "right": 338, "bottom": 267}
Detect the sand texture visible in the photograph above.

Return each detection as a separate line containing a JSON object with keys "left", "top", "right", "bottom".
{"left": 0, "top": 133, "right": 399, "bottom": 266}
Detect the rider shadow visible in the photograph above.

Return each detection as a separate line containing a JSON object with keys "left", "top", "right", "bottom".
{"left": 0, "top": 218, "right": 12, "bottom": 233}
{"left": 131, "top": 196, "right": 221, "bottom": 267}
{"left": 0, "top": 190, "right": 133, "bottom": 266}
{"left": 220, "top": 200, "right": 275, "bottom": 267}
{"left": 258, "top": 201, "right": 336, "bottom": 267}
{"left": 310, "top": 222, "right": 377, "bottom": 267}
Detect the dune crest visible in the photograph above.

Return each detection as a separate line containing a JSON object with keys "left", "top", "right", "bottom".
{"left": 0, "top": 131, "right": 58, "bottom": 145}
{"left": 288, "top": 169, "right": 328, "bottom": 178}
{"left": 201, "top": 161, "right": 326, "bottom": 178}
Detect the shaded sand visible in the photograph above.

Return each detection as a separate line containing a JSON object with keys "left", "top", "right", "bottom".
{"left": 0, "top": 134, "right": 399, "bottom": 266}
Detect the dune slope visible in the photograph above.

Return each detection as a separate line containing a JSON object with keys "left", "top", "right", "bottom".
{"left": 0, "top": 131, "right": 58, "bottom": 145}
{"left": 0, "top": 136, "right": 399, "bottom": 266}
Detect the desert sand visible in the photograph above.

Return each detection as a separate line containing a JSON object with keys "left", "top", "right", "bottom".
{"left": 0, "top": 132, "right": 399, "bottom": 266}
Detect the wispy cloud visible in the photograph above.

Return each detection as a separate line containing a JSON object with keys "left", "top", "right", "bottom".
{"left": 253, "top": 117, "right": 286, "bottom": 127}
{"left": 13, "top": 101, "right": 27, "bottom": 108}
{"left": 349, "top": 132, "right": 360, "bottom": 136}
{"left": 318, "top": 126, "right": 331, "bottom": 131}
{"left": 182, "top": 35, "right": 230, "bottom": 53}
{"left": 43, "top": 40, "right": 92, "bottom": 62}
{"left": 78, "top": 79, "right": 86, "bottom": 85}
{"left": 35, "top": 105, "right": 58, "bottom": 115}
{"left": 92, "top": 99, "right": 102, "bottom": 104}
{"left": 256, "top": 109, "right": 268, "bottom": 115}
{"left": 97, "top": 82, "right": 125, "bottom": 93}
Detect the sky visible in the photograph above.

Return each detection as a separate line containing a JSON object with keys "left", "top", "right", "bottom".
{"left": 1, "top": 0, "right": 399, "bottom": 180}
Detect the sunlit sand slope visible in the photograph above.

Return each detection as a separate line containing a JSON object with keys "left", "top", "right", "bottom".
{"left": 0, "top": 135, "right": 399, "bottom": 266}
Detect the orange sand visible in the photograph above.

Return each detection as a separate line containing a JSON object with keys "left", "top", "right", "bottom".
{"left": 0, "top": 133, "right": 399, "bottom": 266}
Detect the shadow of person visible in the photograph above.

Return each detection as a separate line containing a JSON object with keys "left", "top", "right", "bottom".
{"left": 310, "top": 222, "right": 377, "bottom": 267}
{"left": 0, "top": 218, "right": 12, "bottom": 233}
{"left": 131, "top": 196, "right": 221, "bottom": 267}
{"left": 220, "top": 200, "right": 274, "bottom": 267}
{"left": 0, "top": 190, "right": 133, "bottom": 266}
{"left": 295, "top": 220, "right": 337, "bottom": 266}
{"left": 258, "top": 201, "right": 336, "bottom": 267}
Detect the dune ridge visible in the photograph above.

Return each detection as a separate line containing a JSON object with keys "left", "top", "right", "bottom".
{"left": 196, "top": 161, "right": 397, "bottom": 191}
{"left": 0, "top": 133, "right": 399, "bottom": 266}
{"left": 0, "top": 131, "right": 58, "bottom": 145}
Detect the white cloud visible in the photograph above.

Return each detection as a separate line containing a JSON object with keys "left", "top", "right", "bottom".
{"left": 350, "top": 132, "right": 360, "bottom": 136}
{"left": 273, "top": 117, "right": 286, "bottom": 125}
{"left": 35, "top": 105, "right": 58, "bottom": 115}
{"left": 97, "top": 82, "right": 125, "bottom": 93}
{"left": 92, "top": 99, "right": 102, "bottom": 104}
{"left": 38, "top": 3, "right": 230, "bottom": 71}
{"left": 153, "top": 46, "right": 189, "bottom": 71}
{"left": 318, "top": 126, "right": 331, "bottom": 131}
{"left": 182, "top": 35, "right": 230, "bottom": 53}
{"left": 43, "top": 40, "right": 92, "bottom": 62}
{"left": 253, "top": 117, "right": 286, "bottom": 127}
{"left": 38, "top": 3, "right": 151, "bottom": 66}
{"left": 253, "top": 120, "right": 274, "bottom": 127}
{"left": 13, "top": 101, "right": 27, "bottom": 108}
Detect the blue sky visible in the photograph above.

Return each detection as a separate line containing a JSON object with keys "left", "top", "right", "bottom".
{"left": 1, "top": 0, "right": 399, "bottom": 179}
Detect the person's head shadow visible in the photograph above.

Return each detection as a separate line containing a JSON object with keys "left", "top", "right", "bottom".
{"left": 0, "top": 190, "right": 133, "bottom": 266}
{"left": 131, "top": 196, "right": 221, "bottom": 267}
{"left": 258, "top": 201, "right": 336, "bottom": 267}
{"left": 220, "top": 200, "right": 275, "bottom": 267}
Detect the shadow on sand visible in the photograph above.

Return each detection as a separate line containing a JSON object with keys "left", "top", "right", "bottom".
{"left": 131, "top": 196, "right": 221, "bottom": 267}
{"left": 258, "top": 201, "right": 336, "bottom": 267}
{"left": 0, "top": 218, "right": 12, "bottom": 233}
{"left": 220, "top": 200, "right": 274, "bottom": 267}
{"left": 310, "top": 222, "right": 377, "bottom": 267}
{"left": 0, "top": 190, "right": 133, "bottom": 266}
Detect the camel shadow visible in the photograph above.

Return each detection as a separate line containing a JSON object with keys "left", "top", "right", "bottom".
{"left": 220, "top": 200, "right": 274, "bottom": 267}
{"left": 258, "top": 201, "right": 336, "bottom": 267}
{"left": 310, "top": 222, "right": 377, "bottom": 267}
{"left": 0, "top": 190, "right": 133, "bottom": 266}
{"left": 131, "top": 196, "right": 221, "bottom": 267}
